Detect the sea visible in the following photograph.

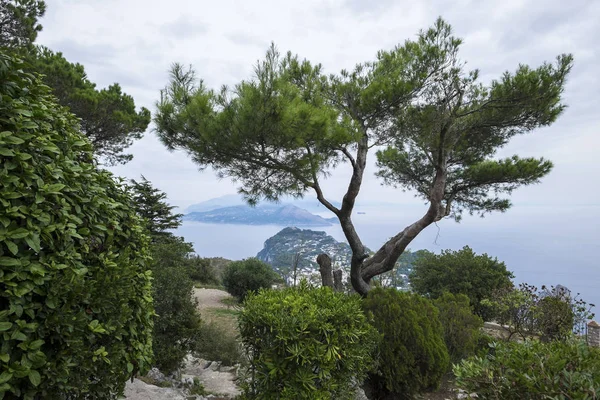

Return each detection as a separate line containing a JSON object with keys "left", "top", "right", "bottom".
{"left": 175, "top": 203, "right": 600, "bottom": 315}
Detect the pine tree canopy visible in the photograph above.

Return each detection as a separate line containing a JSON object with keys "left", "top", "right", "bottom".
{"left": 154, "top": 18, "right": 572, "bottom": 294}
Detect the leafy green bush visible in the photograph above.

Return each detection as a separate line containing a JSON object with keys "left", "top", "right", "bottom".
{"left": 410, "top": 246, "right": 514, "bottom": 319}
{"left": 433, "top": 292, "right": 483, "bottom": 363}
{"left": 238, "top": 282, "right": 378, "bottom": 400}
{"left": 187, "top": 256, "right": 220, "bottom": 285}
{"left": 363, "top": 288, "right": 449, "bottom": 399}
{"left": 222, "top": 258, "right": 277, "bottom": 300}
{"left": 194, "top": 322, "right": 241, "bottom": 366}
{"left": 150, "top": 238, "right": 203, "bottom": 374}
{"left": 454, "top": 338, "right": 600, "bottom": 399}
{"left": 0, "top": 52, "right": 153, "bottom": 399}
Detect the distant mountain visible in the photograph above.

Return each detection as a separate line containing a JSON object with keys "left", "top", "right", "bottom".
{"left": 256, "top": 227, "right": 422, "bottom": 288}
{"left": 183, "top": 204, "right": 334, "bottom": 226}
{"left": 185, "top": 194, "right": 243, "bottom": 213}
{"left": 185, "top": 194, "right": 341, "bottom": 215}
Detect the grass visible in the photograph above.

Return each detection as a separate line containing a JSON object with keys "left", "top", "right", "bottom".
{"left": 220, "top": 297, "right": 239, "bottom": 308}
{"left": 194, "top": 282, "right": 226, "bottom": 290}
{"left": 202, "top": 306, "right": 239, "bottom": 333}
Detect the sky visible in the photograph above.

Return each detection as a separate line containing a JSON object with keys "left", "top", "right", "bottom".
{"left": 33, "top": 0, "right": 600, "bottom": 304}
{"left": 36, "top": 0, "right": 600, "bottom": 209}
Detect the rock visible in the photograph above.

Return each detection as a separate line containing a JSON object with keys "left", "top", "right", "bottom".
{"left": 123, "top": 378, "right": 186, "bottom": 400}
{"left": 182, "top": 356, "right": 241, "bottom": 398}
{"left": 146, "top": 367, "right": 168, "bottom": 384}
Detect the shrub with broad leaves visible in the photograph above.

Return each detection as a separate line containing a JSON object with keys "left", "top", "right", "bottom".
{"left": 0, "top": 52, "right": 153, "bottom": 399}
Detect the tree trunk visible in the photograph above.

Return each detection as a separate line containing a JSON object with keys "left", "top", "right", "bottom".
{"left": 316, "top": 254, "right": 334, "bottom": 288}
{"left": 333, "top": 269, "right": 343, "bottom": 292}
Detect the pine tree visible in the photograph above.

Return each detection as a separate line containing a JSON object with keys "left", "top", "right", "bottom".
{"left": 129, "top": 176, "right": 183, "bottom": 242}
{"left": 154, "top": 18, "right": 572, "bottom": 295}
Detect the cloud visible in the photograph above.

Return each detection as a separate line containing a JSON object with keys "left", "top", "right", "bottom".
{"left": 34, "top": 0, "right": 600, "bottom": 213}
{"left": 159, "top": 16, "right": 209, "bottom": 38}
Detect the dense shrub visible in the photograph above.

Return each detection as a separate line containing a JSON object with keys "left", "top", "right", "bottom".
{"left": 433, "top": 292, "right": 483, "bottom": 363}
{"left": 0, "top": 52, "right": 153, "bottom": 399}
{"left": 150, "top": 238, "right": 203, "bottom": 373}
{"left": 222, "top": 258, "right": 277, "bottom": 300}
{"left": 238, "top": 282, "right": 378, "bottom": 400}
{"left": 194, "top": 322, "right": 241, "bottom": 366}
{"left": 454, "top": 338, "right": 600, "bottom": 399}
{"left": 363, "top": 288, "right": 449, "bottom": 399}
{"left": 410, "top": 246, "right": 514, "bottom": 319}
{"left": 187, "top": 256, "right": 220, "bottom": 285}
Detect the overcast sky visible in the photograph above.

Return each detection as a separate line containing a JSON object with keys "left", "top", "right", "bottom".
{"left": 36, "top": 0, "right": 600, "bottom": 212}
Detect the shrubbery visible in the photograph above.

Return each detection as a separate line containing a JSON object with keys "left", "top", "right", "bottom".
{"left": 410, "top": 246, "right": 514, "bottom": 319}
{"left": 0, "top": 52, "right": 153, "bottom": 399}
{"left": 363, "top": 288, "right": 449, "bottom": 399}
{"left": 238, "top": 282, "right": 378, "bottom": 399}
{"left": 484, "top": 283, "right": 594, "bottom": 341}
{"left": 187, "top": 256, "right": 220, "bottom": 286}
{"left": 454, "top": 338, "right": 600, "bottom": 399}
{"left": 222, "top": 258, "right": 277, "bottom": 300}
{"left": 433, "top": 292, "right": 483, "bottom": 363}
{"left": 150, "top": 238, "right": 203, "bottom": 373}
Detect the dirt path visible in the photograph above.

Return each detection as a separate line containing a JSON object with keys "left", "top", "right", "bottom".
{"left": 193, "top": 288, "right": 233, "bottom": 311}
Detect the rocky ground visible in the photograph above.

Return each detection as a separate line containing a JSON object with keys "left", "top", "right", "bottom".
{"left": 123, "top": 288, "right": 241, "bottom": 400}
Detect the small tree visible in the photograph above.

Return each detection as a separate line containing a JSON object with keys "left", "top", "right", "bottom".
{"left": 222, "top": 258, "right": 277, "bottom": 300}
{"left": 363, "top": 288, "right": 449, "bottom": 399}
{"left": 129, "top": 175, "right": 183, "bottom": 242}
{"left": 155, "top": 18, "right": 572, "bottom": 295}
{"left": 410, "top": 246, "right": 514, "bottom": 319}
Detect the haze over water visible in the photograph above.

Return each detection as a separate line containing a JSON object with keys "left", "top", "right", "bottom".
{"left": 177, "top": 203, "right": 600, "bottom": 312}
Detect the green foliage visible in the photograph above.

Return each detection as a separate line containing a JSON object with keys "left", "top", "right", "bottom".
{"left": 0, "top": 51, "right": 153, "bottom": 399}
{"left": 363, "top": 288, "right": 449, "bottom": 399}
{"left": 410, "top": 246, "right": 514, "bottom": 319}
{"left": 222, "top": 258, "right": 277, "bottom": 300}
{"left": 186, "top": 256, "right": 220, "bottom": 285}
{"left": 433, "top": 292, "right": 483, "bottom": 363}
{"left": 193, "top": 322, "right": 241, "bottom": 366}
{"left": 27, "top": 46, "right": 150, "bottom": 165}
{"left": 150, "top": 237, "right": 202, "bottom": 373}
{"left": 484, "top": 283, "right": 594, "bottom": 342}
{"left": 238, "top": 283, "right": 378, "bottom": 400}
{"left": 0, "top": 0, "right": 46, "bottom": 50}
{"left": 454, "top": 338, "right": 600, "bottom": 399}
{"left": 129, "top": 176, "right": 183, "bottom": 242}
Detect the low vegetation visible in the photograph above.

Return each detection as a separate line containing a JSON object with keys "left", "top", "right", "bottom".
{"left": 238, "top": 282, "right": 378, "bottom": 399}
{"left": 433, "top": 292, "right": 483, "bottom": 363}
{"left": 454, "top": 338, "right": 600, "bottom": 399}
{"left": 363, "top": 288, "right": 449, "bottom": 399}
